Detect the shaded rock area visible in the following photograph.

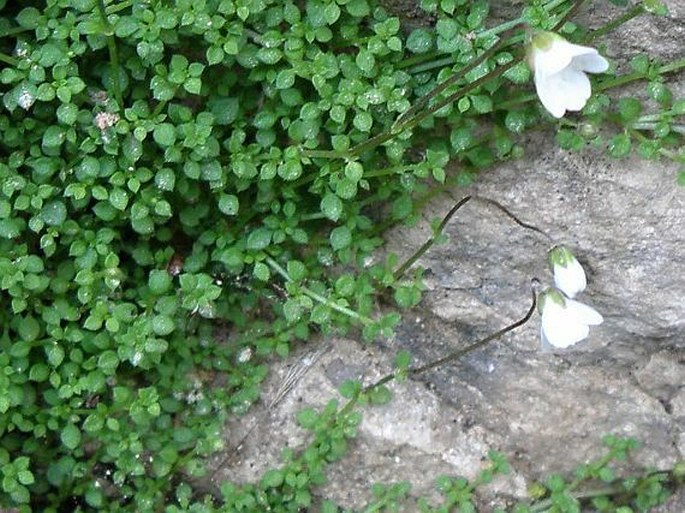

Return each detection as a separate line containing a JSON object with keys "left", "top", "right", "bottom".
{"left": 204, "top": 1, "right": 684, "bottom": 511}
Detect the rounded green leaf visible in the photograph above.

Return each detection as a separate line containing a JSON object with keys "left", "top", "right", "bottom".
{"left": 60, "top": 424, "right": 81, "bottom": 450}
{"left": 321, "top": 193, "right": 343, "bottom": 221}
{"left": 153, "top": 123, "right": 177, "bottom": 147}
{"left": 151, "top": 314, "right": 175, "bottom": 336}
{"left": 18, "top": 315, "right": 40, "bottom": 342}
{"left": 330, "top": 226, "right": 351, "bottom": 250}
{"left": 218, "top": 194, "right": 239, "bottom": 215}
{"left": 40, "top": 201, "right": 67, "bottom": 226}
{"left": 406, "top": 28, "right": 433, "bottom": 53}
{"left": 148, "top": 269, "right": 172, "bottom": 294}
{"left": 246, "top": 227, "right": 272, "bottom": 250}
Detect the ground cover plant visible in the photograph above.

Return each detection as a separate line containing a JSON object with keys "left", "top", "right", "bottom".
{"left": 0, "top": 0, "right": 684, "bottom": 510}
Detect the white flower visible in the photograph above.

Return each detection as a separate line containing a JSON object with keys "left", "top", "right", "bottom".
{"left": 538, "top": 288, "right": 603, "bottom": 349}
{"left": 528, "top": 31, "right": 609, "bottom": 118}
{"left": 549, "top": 245, "right": 586, "bottom": 299}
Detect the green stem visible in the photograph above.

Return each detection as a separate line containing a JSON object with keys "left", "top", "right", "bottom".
{"left": 632, "top": 122, "right": 685, "bottom": 136}
{"left": 96, "top": 0, "right": 124, "bottom": 110}
{"left": 587, "top": 4, "right": 644, "bottom": 42}
{"left": 399, "top": 0, "right": 569, "bottom": 74}
{"left": 346, "top": 58, "right": 519, "bottom": 159}
{"left": 480, "top": 0, "right": 571, "bottom": 39}
{"left": 0, "top": 52, "right": 18, "bottom": 67}
{"left": 0, "top": 26, "right": 33, "bottom": 38}
{"left": 528, "top": 467, "right": 680, "bottom": 513}
{"left": 552, "top": 0, "right": 589, "bottom": 30}
{"left": 630, "top": 129, "right": 680, "bottom": 159}
{"left": 300, "top": 148, "right": 347, "bottom": 159}
{"left": 397, "top": 51, "right": 440, "bottom": 71}
{"left": 264, "top": 256, "right": 374, "bottom": 326}
{"left": 395, "top": 31, "right": 519, "bottom": 128}
{"left": 657, "top": 56, "right": 685, "bottom": 75}
{"left": 596, "top": 57, "right": 685, "bottom": 92}
{"left": 407, "top": 56, "right": 460, "bottom": 75}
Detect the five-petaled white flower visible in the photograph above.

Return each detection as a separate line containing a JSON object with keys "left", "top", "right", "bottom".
{"left": 549, "top": 245, "right": 586, "bottom": 299}
{"left": 528, "top": 31, "right": 609, "bottom": 118}
{"left": 538, "top": 288, "right": 603, "bottom": 349}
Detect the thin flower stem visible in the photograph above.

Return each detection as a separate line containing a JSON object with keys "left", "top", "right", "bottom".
{"left": 334, "top": 285, "right": 538, "bottom": 418}
{"left": 480, "top": 0, "right": 571, "bottom": 39}
{"left": 393, "top": 196, "right": 472, "bottom": 281}
{"left": 396, "top": 51, "right": 440, "bottom": 70}
{"left": 528, "top": 467, "right": 679, "bottom": 513}
{"left": 397, "top": 59, "right": 519, "bottom": 132}
{"left": 264, "top": 256, "right": 374, "bottom": 326}
{"left": 300, "top": 148, "right": 346, "bottom": 159}
{"left": 657, "top": 56, "right": 685, "bottom": 75}
{"left": 371, "top": 285, "right": 537, "bottom": 389}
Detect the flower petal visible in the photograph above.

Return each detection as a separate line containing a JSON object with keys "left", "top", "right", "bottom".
{"left": 535, "top": 67, "right": 591, "bottom": 117}
{"left": 572, "top": 52, "right": 609, "bottom": 74}
{"left": 534, "top": 71, "right": 567, "bottom": 118}
{"left": 542, "top": 313, "right": 590, "bottom": 348}
{"left": 540, "top": 325, "right": 554, "bottom": 351}
{"left": 565, "top": 299, "right": 604, "bottom": 325}
{"left": 532, "top": 37, "right": 576, "bottom": 76}
{"left": 541, "top": 300, "right": 591, "bottom": 348}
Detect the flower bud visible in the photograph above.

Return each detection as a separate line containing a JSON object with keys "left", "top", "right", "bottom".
{"left": 549, "top": 245, "right": 587, "bottom": 299}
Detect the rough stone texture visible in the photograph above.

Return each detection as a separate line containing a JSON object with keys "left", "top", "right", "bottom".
{"left": 205, "top": 2, "right": 685, "bottom": 511}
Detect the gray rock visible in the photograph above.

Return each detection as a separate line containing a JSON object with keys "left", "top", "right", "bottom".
{"left": 203, "top": 2, "right": 685, "bottom": 510}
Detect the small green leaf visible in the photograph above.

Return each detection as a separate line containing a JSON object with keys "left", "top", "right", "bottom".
{"left": 287, "top": 260, "right": 307, "bottom": 281}
{"left": 46, "top": 344, "right": 65, "bottom": 366}
{"left": 60, "top": 423, "right": 81, "bottom": 450}
{"left": 42, "top": 126, "right": 66, "bottom": 148}
{"left": 330, "top": 226, "right": 351, "bottom": 250}
{"left": 346, "top": 0, "right": 370, "bottom": 17}
{"left": 608, "top": 133, "right": 631, "bottom": 158}
{"left": 151, "top": 315, "right": 175, "bottom": 336}
{"left": 353, "top": 111, "right": 373, "bottom": 132}
{"left": 321, "top": 193, "right": 343, "bottom": 221}
{"left": 394, "top": 350, "right": 412, "bottom": 369}
{"left": 618, "top": 98, "right": 642, "bottom": 122}
{"left": 253, "top": 261, "right": 270, "bottom": 281}
{"left": 18, "top": 315, "right": 40, "bottom": 342}
{"left": 283, "top": 299, "right": 302, "bottom": 322}
{"left": 153, "top": 123, "right": 177, "bottom": 147}
{"left": 218, "top": 194, "right": 239, "bottom": 215}
{"left": 246, "top": 227, "right": 272, "bottom": 251}
{"left": 406, "top": 28, "right": 434, "bottom": 54}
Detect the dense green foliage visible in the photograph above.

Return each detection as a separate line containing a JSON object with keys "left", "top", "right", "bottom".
{"left": 0, "top": 0, "right": 683, "bottom": 510}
